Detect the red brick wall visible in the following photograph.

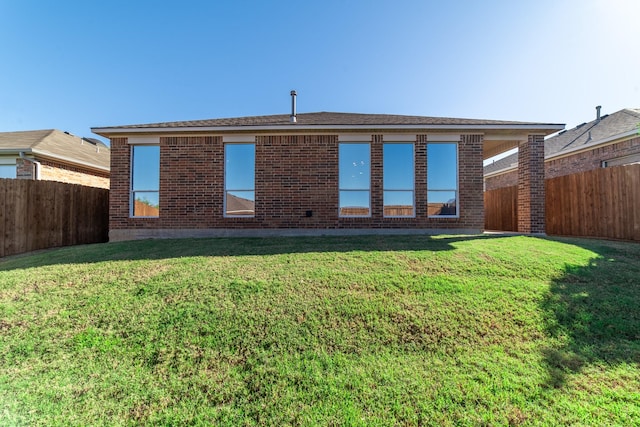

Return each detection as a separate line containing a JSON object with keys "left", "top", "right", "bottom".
{"left": 485, "top": 136, "right": 640, "bottom": 190}
{"left": 109, "top": 133, "right": 486, "bottom": 235}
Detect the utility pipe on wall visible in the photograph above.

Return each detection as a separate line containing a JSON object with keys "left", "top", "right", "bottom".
{"left": 19, "top": 151, "right": 41, "bottom": 180}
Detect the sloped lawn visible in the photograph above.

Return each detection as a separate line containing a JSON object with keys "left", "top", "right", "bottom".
{"left": 0, "top": 235, "right": 638, "bottom": 426}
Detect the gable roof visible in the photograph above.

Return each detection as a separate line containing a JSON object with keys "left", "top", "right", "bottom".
{"left": 92, "top": 111, "right": 562, "bottom": 134}
{"left": 0, "top": 129, "right": 110, "bottom": 172}
{"left": 484, "top": 108, "right": 640, "bottom": 176}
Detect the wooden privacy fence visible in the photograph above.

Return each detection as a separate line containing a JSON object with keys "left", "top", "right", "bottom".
{"left": 484, "top": 164, "right": 640, "bottom": 241}
{"left": 0, "top": 179, "right": 109, "bottom": 257}
{"left": 484, "top": 185, "right": 518, "bottom": 232}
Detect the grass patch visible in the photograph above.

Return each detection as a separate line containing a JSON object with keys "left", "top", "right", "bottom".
{"left": 0, "top": 234, "right": 639, "bottom": 425}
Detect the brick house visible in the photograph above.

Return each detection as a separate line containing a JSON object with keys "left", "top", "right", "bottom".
{"left": 485, "top": 107, "right": 640, "bottom": 190}
{"left": 0, "top": 129, "right": 110, "bottom": 189}
{"left": 92, "top": 106, "right": 562, "bottom": 241}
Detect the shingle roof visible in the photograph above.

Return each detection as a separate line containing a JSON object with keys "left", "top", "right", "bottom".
{"left": 93, "top": 111, "right": 560, "bottom": 131}
{"left": 0, "top": 129, "right": 110, "bottom": 171}
{"left": 484, "top": 108, "right": 640, "bottom": 175}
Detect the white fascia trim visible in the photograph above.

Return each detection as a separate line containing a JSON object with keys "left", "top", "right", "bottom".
{"left": 93, "top": 123, "right": 565, "bottom": 136}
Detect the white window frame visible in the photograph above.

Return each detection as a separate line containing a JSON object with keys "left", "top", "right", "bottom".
{"left": 383, "top": 142, "right": 415, "bottom": 218}
{"left": 427, "top": 142, "right": 460, "bottom": 218}
{"left": 130, "top": 145, "right": 160, "bottom": 218}
{"left": 224, "top": 143, "right": 256, "bottom": 218}
{"left": 338, "top": 142, "right": 371, "bottom": 218}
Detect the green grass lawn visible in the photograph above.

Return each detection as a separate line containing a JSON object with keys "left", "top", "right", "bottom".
{"left": 0, "top": 234, "right": 639, "bottom": 426}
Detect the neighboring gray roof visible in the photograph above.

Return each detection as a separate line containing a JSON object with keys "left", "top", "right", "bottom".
{"left": 93, "top": 111, "right": 562, "bottom": 133}
{"left": 0, "top": 129, "right": 110, "bottom": 171}
{"left": 484, "top": 108, "right": 640, "bottom": 175}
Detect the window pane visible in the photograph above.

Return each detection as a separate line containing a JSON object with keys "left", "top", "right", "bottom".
{"left": 383, "top": 143, "right": 413, "bottom": 190}
{"left": 226, "top": 191, "right": 255, "bottom": 216}
{"left": 339, "top": 143, "right": 370, "bottom": 190}
{"left": 427, "top": 191, "right": 457, "bottom": 216}
{"left": 339, "top": 190, "right": 370, "bottom": 216}
{"left": 427, "top": 143, "right": 457, "bottom": 190}
{"left": 225, "top": 144, "right": 255, "bottom": 191}
{"left": 133, "top": 191, "right": 160, "bottom": 217}
{"left": 131, "top": 146, "right": 159, "bottom": 217}
{"left": 132, "top": 146, "right": 159, "bottom": 191}
{"left": 384, "top": 191, "right": 414, "bottom": 217}
{"left": 0, "top": 165, "right": 16, "bottom": 179}
{"left": 225, "top": 144, "right": 255, "bottom": 217}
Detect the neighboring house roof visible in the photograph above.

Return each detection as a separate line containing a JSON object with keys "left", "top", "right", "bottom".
{"left": 0, "top": 129, "right": 110, "bottom": 172}
{"left": 484, "top": 108, "right": 640, "bottom": 176}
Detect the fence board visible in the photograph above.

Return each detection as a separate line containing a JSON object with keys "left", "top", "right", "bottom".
{"left": 0, "top": 179, "right": 109, "bottom": 257}
{"left": 484, "top": 185, "right": 518, "bottom": 231}
{"left": 486, "top": 164, "right": 640, "bottom": 241}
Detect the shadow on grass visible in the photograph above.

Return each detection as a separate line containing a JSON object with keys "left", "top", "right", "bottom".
{"left": 541, "top": 238, "right": 640, "bottom": 388}
{"left": 0, "top": 233, "right": 504, "bottom": 270}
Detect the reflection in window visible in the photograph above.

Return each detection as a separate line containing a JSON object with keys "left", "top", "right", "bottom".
{"left": 384, "top": 143, "right": 414, "bottom": 217}
{"left": 427, "top": 143, "right": 458, "bottom": 217}
{"left": 225, "top": 144, "right": 255, "bottom": 217}
{"left": 339, "top": 143, "right": 370, "bottom": 216}
{"left": 0, "top": 164, "right": 16, "bottom": 179}
{"left": 131, "top": 145, "right": 160, "bottom": 217}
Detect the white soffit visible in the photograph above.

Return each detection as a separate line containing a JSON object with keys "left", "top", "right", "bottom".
{"left": 128, "top": 136, "right": 160, "bottom": 145}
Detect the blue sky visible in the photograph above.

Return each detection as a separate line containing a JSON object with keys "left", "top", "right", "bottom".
{"left": 1, "top": 0, "right": 639, "bottom": 144}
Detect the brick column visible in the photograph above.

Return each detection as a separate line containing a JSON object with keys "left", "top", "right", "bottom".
{"left": 518, "top": 134, "right": 545, "bottom": 234}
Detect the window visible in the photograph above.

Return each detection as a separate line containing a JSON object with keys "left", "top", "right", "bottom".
{"left": 339, "top": 143, "right": 370, "bottom": 216}
{"left": 427, "top": 143, "right": 458, "bottom": 217}
{"left": 225, "top": 143, "right": 255, "bottom": 217}
{"left": 384, "top": 143, "right": 414, "bottom": 217}
{"left": 131, "top": 145, "right": 160, "bottom": 217}
{"left": 0, "top": 163, "right": 16, "bottom": 179}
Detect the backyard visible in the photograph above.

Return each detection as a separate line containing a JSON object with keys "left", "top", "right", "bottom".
{"left": 0, "top": 235, "right": 638, "bottom": 425}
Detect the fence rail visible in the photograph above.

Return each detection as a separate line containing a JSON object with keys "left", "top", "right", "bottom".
{"left": 484, "top": 164, "right": 640, "bottom": 241}
{"left": 0, "top": 179, "right": 109, "bottom": 257}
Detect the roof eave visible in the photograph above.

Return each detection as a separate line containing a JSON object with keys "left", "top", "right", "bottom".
{"left": 92, "top": 123, "right": 565, "bottom": 138}
{"left": 4, "top": 149, "right": 110, "bottom": 174}
{"left": 33, "top": 150, "right": 110, "bottom": 173}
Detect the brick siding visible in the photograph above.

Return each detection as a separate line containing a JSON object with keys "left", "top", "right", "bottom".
{"left": 109, "top": 133, "right": 486, "bottom": 237}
